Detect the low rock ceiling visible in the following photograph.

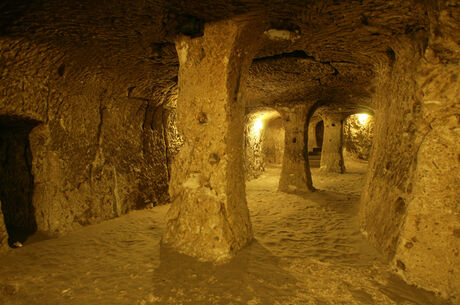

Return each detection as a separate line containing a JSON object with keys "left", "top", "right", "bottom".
{"left": 312, "top": 103, "right": 375, "bottom": 121}
{"left": 1, "top": 0, "right": 430, "bottom": 110}
{"left": 246, "top": 51, "right": 375, "bottom": 107}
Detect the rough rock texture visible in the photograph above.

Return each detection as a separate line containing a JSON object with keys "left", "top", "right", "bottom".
{"left": 360, "top": 3, "right": 460, "bottom": 300}
{"left": 277, "top": 104, "right": 314, "bottom": 192}
{"left": 262, "top": 116, "right": 285, "bottom": 165}
{"left": 343, "top": 114, "right": 375, "bottom": 160}
{"left": 318, "top": 111, "right": 345, "bottom": 173}
{"left": 0, "top": 37, "right": 175, "bottom": 236}
{"left": 244, "top": 112, "right": 266, "bottom": 180}
{"left": 0, "top": 0, "right": 184, "bottom": 237}
{"left": 0, "top": 0, "right": 458, "bottom": 300}
{"left": 245, "top": 109, "right": 282, "bottom": 179}
{"left": 162, "top": 17, "right": 265, "bottom": 262}
{"left": 161, "top": 86, "right": 184, "bottom": 182}
{"left": 0, "top": 202, "right": 8, "bottom": 251}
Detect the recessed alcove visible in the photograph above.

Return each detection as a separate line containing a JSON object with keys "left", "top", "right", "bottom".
{"left": 0, "top": 115, "right": 39, "bottom": 246}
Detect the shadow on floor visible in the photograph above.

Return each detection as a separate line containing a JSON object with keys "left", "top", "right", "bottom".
{"left": 376, "top": 274, "right": 454, "bottom": 305}
{"left": 151, "top": 239, "right": 299, "bottom": 304}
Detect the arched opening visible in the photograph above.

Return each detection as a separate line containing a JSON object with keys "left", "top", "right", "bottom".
{"left": 0, "top": 115, "right": 39, "bottom": 247}
{"left": 308, "top": 111, "right": 375, "bottom": 192}
{"left": 308, "top": 118, "right": 324, "bottom": 169}
{"left": 315, "top": 120, "right": 324, "bottom": 150}
{"left": 244, "top": 109, "right": 284, "bottom": 183}
{"left": 343, "top": 113, "right": 374, "bottom": 162}
{"left": 306, "top": 105, "right": 346, "bottom": 174}
{"left": 305, "top": 102, "right": 376, "bottom": 193}
{"left": 307, "top": 102, "right": 376, "bottom": 173}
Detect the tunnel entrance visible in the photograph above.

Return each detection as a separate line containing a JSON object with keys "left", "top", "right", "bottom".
{"left": 343, "top": 113, "right": 374, "bottom": 161}
{"left": 0, "top": 116, "right": 39, "bottom": 246}
{"left": 244, "top": 109, "right": 284, "bottom": 181}
{"left": 315, "top": 120, "right": 324, "bottom": 149}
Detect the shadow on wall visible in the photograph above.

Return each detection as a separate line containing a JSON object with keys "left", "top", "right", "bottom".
{"left": 0, "top": 115, "right": 40, "bottom": 247}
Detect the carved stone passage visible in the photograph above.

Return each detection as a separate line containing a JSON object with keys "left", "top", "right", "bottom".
{"left": 162, "top": 18, "right": 263, "bottom": 262}
{"left": 360, "top": 38, "right": 460, "bottom": 299}
{"left": 278, "top": 104, "right": 314, "bottom": 192}
{"left": 307, "top": 116, "right": 322, "bottom": 152}
{"left": 319, "top": 114, "right": 345, "bottom": 173}
{"left": 0, "top": 118, "right": 38, "bottom": 246}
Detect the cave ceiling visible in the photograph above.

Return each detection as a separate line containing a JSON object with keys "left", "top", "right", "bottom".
{"left": 1, "top": 0, "right": 429, "bottom": 110}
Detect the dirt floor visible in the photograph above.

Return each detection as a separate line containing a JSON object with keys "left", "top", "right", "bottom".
{"left": 0, "top": 159, "right": 452, "bottom": 305}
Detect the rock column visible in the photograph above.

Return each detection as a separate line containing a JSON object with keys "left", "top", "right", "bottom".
{"left": 319, "top": 113, "right": 345, "bottom": 173}
{"left": 360, "top": 15, "right": 460, "bottom": 297}
{"left": 162, "top": 18, "right": 263, "bottom": 262}
{"left": 278, "top": 104, "right": 314, "bottom": 192}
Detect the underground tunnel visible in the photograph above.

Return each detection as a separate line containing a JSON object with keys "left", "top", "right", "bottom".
{"left": 0, "top": 116, "right": 38, "bottom": 247}
{"left": 0, "top": 0, "right": 459, "bottom": 304}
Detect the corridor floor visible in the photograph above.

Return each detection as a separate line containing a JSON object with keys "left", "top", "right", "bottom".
{"left": 0, "top": 160, "right": 451, "bottom": 305}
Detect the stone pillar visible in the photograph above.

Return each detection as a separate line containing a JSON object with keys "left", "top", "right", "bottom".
{"left": 319, "top": 113, "right": 345, "bottom": 173}
{"left": 0, "top": 201, "right": 8, "bottom": 251}
{"left": 278, "top": 104, "right": 314, "bottom": 192}
{"left": 360, "top": 41, "right": 460, "bottom": 298}
{"left": 162, "top": 18, "right": 263, "bottom": 262}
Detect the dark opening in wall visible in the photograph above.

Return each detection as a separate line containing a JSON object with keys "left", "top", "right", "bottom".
{"left": 0, "top": 115, "right": 39, "bottom": 246}
{"left": 315, "top": 121, "right": 324, "bottom": 148}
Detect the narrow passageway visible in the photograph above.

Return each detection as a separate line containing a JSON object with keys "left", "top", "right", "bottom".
{"left": 247, "top": 162, "right": 371, "bottom": 262}
{"left": 0, "top": 159, "right": 450, "bottom": 304}
{"left": 0, "top": 116, "right": 39, "bottom": 247}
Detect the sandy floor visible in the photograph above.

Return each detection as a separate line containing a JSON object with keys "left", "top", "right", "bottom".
{"left": 0, "top": 160, "right": 451, "bottom": 305}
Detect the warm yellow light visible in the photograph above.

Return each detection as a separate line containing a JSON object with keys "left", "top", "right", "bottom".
{"left": 250, "top": 110, "right": 280, "bottom": 137}
{"left": 357, "top": 113, "right": 369, "bottom": 125}
{"left": 254, "top": 118, "right": 264, "bottom": 135}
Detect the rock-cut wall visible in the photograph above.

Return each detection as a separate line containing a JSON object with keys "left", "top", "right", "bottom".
{"left": 262, "top": 117, "right": 284, "bottom": 165}
{"left": 245, "top": 114, "right": 285, "bottom": 179}
{"left": 0, "top": 37, "right": 178, "bottom": 247}
{"left": 343, "top": 114, "right": 374, "bottom": 161}
{"left": 360, "top": 3, "right": 460, "bottom": 300}
{"left": 244, "top": 113, "right": 266, "bottom": 180}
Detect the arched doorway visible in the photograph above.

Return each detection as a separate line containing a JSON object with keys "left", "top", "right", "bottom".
{"left": 0, "top": 115, "right": 39, "bottom": 247}
{"left": 315, "top": 120, "right": 324, "bottom": 150}
{"left": 343, "top": 113, "right": 374, "bottom": 162}
{"left": 244, "top": 109, "right": 284, "bottom": 181}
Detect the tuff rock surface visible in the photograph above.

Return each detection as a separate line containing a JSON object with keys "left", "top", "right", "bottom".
{"left": 343, "top": 114, "right": 375, "bottom": 161}
{"left": 0, "top": 0, "right": 458, "bottom": 301}
{"left": 262, "top": 116, "right": 285, "bottom": 165}
{"left": 162, "top": 17, "right": 264, "bottom": 262}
